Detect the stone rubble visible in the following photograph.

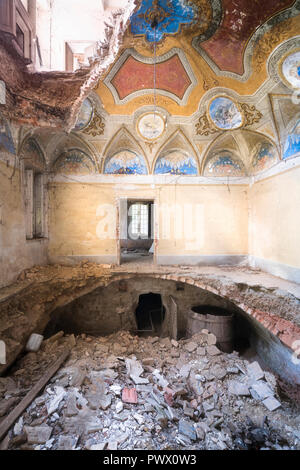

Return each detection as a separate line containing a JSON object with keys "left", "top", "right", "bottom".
{"left": 0, "top": 329, "right": 299, "bottom": 451}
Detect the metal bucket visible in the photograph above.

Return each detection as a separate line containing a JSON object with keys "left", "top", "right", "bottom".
{"left": 187, "top": 305, "right": 234, "bottom": 352}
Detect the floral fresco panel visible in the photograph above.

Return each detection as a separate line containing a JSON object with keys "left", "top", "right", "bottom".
{"left": 252, "top": 141, "right": 277, "bottom": 174}
{"left": 204, "top": 153, "right": 244, "bottom": 176}
{"left": 54, "top": 149, "right": 96, "bottom": 174}
{"left": 104, "top": 150, "right": 147, "bottom": 175}
{"left": 154, "top": 151, "right": 197, "bottom": 175}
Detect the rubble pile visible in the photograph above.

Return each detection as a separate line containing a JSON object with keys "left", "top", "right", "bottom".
{"left": 1, "top": 330, "right": 299, "bottom": 451}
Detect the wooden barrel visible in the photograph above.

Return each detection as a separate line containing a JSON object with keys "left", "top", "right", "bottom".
{"left": 186, "top": 305, "right": 234, "bottom": 352}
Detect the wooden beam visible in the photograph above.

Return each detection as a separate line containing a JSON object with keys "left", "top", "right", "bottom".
{"left": 0, "top": 348, "right": 70, "bottom": 443}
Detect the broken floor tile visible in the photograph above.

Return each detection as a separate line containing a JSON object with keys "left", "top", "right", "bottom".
{"left": 57, "top": 435, "right": 78, "bottom": 450}
{"left": 24, "top": 425, "right": 52, "bottom": 444}
{"left": 89, "top": 442, "right": 107, "bottom": 450}
{"left": 250, "top": 381, "right": 274, "bottom": 401}
{"left": 125, "top": 358, "right": 149, "bottom": 385}
{"left": 178, "top": 419, "right": 197, "bottom": 441}
{"left": 228, "top": 380, "right": 250, "bottom": 396}
{"left": 115, "top": 401, "right": 123, "bottom": 414}
{"left": 122, "top": 388, "right": 138, "bottom": 404}
{"left": 247, "top": 361, "right": 265, "bottom": 382}
{"left": 262, "top": 396, "right": 282, "bottom": 411}
{"left": 65, "top": 393, "right": 78, "bottom": 417}
{"left": 46, "top": 386, "right": 66, "bottom": 415}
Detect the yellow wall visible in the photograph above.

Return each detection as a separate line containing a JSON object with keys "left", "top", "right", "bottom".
{"left": 0, "top": 160, "right": 48, "bottom": 287}
{"left": 48, "top": 182, "right": 248, "bottom": 259}
{"left": 249, "top": 166, "right": 300, "bottom": 268}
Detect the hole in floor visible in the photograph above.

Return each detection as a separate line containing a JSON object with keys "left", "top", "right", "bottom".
{"left": 135, "top": 292, "right": 165, "bottom": 336}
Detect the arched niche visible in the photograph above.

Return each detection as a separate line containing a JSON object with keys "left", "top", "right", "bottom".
{"left": 52, "top": 148, "right": 96, "bottom": 175}
{"left": 251, "top": 140, "right": 278, "bottom": 174}
{"left": 103, "top": 150, "right": 148, "bottom": 175}
{"left": 19, "top": 137, "right": 46, "bottom": 171}
{"left": 203, "top": 150, "right": 245, "bottom": 177}
{"left": 154, "top": 150, "right": 198, "bottom": 175}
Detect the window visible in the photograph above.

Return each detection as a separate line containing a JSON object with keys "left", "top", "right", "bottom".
{"left": 128, "top": 203, "right": 149, "bottom": 239}
{"left": 25, "top": 169, "right": 44, "bottom": 239}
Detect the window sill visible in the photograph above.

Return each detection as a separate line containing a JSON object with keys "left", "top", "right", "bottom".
{"left": 26, "top": 237, "right": 48, "bottom": 243}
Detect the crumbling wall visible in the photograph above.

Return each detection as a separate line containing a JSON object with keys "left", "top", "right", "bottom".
{"left": 45, "top": 277, "right": 234, "bottom": 337}
{"left": 0, "top": 264, "right": 299, "bottom": 384}
{"left": 0, "top": 0, "right": 137, "bottom": 128}
{"left": 0, "top": 158, "right": 48, "bottom": 288}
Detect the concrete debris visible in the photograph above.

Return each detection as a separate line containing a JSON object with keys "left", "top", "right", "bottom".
{"left": 250, "top": 381, "right": 274, "bottom": 401}
{"left": 24, "top": 425, "right": 52, "bottom": 444}
{"left": 262, "top": 397, "right": 282, "bottom": 411}
{"left": 46, "top": 386, "right": 67, "bottom": 415}
{"left": 1, "top": 329, "right": 298, "bottom": 451}
{"left": 206, "top": 345, "right": 221, "bottom": 356}
{"left": 184, "top": 342, "right": 198, "bottom": 353}
{"left": 228, "top": 381, "right": 250, "bottom": 396}
{"left": 246, "top": 361, "right": 265, "bottom": 382}
{"left": 125, "top": 358, "right": 149, "bottom": 385}
{"left": 178, "top": 419, "right": 197, "bottom": 441}
{"left": 26, "top": 334, "right": 44, "bottom": 353}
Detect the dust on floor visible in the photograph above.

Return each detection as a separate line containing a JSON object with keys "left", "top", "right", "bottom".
{"left": 1, "top": 330, "right": 300, "bottom": 450}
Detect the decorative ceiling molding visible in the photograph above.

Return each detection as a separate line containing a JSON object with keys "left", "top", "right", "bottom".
{"left": 103, "top": 48, "right": 197, "bottom": 106}
{"left": 268, "top": 36, "right": 300, "bottom": 89}
{"left": 195, "top": 93, "right": 263, "bottom": 136}
{"left": 103, "top": 126, "right": 146, "bottom": 161}
{"left": 269, "top": 93, "right": 300, "bottom": 157}
{"left": 130, "top": 0, "right": 216, "bottom": 44}
{"left": 152, "top": 127, "right": 199, "bottom": 173}
{"left": 192, "top": 0, "right": 300, "bottom": 81}
{"left": 82, "top": 111, "right": 105, "bottom": 137}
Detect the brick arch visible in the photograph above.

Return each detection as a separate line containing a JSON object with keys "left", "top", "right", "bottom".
{"left": 99, "top": 273, "right": 300, "bottom": 349}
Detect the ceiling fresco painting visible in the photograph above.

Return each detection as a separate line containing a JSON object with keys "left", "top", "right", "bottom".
{"left": 107, "top": 50, "right": 194, "bottom": 104}
{"left": 283, "top": 119, "right": 300, "bottom": 159}
{"left": 197, "top": 0, "right": 296, "bottom": 75}
{"left": 137, "top": 112, "right": 166, "bottom": 140}
{"left": 208, "top": 97, "right": 243, "bottom": 130}
{"left": 252, "top": 141, "right": 278, "bottom": 174}
{"left": 104, "top": 150, "right": 148, "bottom": 175}
{"left": 204, "top": 152, "right": 245, "bottom": 177}
{"left": 74, "top": 98, "right": 94, "bottom": 131}
{"left": 154, "top": 150, "right": 198, "bottom": 175}
{"left": 130, "top": 0, "right": 196, "bottom": 43}
{"left": 26, "top": 1, "right": 300, "bottom": 181}
{"left": 97, "top": 0, "right": 300, "bottom": 117}
{"left": 280, "top": 49, "right": 300, "bottom": 89}
{"left": 53, "top": 149, "right": 96, "bottom": 175}
{"left": 21, "top": 138, "right": 46, "bottom": 170}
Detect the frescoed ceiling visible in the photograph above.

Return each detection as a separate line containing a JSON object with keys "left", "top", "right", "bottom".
{"left": 16, "top": 1, "right": 300, "bottom": 180}
{"left": 96, "top": 0, "right": 300, "bottom": 116}
{"left": 196, "top": 0, "right": 296, "bottom": 75}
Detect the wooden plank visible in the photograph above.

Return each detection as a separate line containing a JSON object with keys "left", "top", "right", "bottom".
{"left": 0, "top": 348, "right": 70, "bottom": 442}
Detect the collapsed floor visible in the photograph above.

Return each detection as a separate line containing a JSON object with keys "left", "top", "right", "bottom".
{"left": 1, "top": 329, "right": 300, "bottom": 451}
